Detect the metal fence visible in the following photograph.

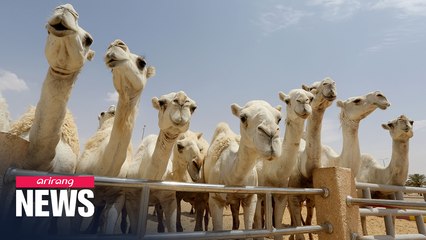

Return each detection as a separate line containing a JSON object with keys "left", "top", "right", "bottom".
{"left": 351, "top": 182, "right": 426, "bottom": 240}
{"left": 2, "top": 167, "right": 332, "bottom": 240}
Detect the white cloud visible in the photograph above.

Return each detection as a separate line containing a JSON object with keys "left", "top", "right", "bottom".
{"left": 414, "top": 120, "right": 426, "bottom": 132}
{"left": 363, "top": 20, "right": 424, "bottom": 53}
{"left": 370, "top": 0, "right": 426, "bottom": 17}
{"left": 105, "top": 91, "right": 118, "bottom": 102}
{"left": 257, "top": 5, "right": 311, "bottom": 34}
{"left": 0, "top": 69, "right": 29, "bottom": 92}
{"left": 308, "top": 0, "right": 361, "bottom": 21}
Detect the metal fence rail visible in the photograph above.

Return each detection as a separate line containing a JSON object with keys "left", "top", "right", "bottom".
{"left": 3, "top": 167, "right": 332, "bottom": 239}
{"left": 352, "top": 181, "right": 426, "bottom": 240}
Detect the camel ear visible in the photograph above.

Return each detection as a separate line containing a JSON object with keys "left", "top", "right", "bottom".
{"left": 231, "top": 103, "right": 242, "bottom": 117}
{"left": 310, "top": 88, "right": 318, "bottom": 95}
{"left": 382, "top": 123, "right": 392, "bottom": 130}
{"left": 147, "top": 66, "right": 156, "bottom": 78}
{"left": 278, "top": 92, "right": 291, "bottom": 105}
{"left": 275, "top": 105, "right": 282, "bottom": 112}
{"left": 336, "top": 100, "right": 344, "bottom": 108}
{"left": 196, "top": 132, "right": 203, "bottom": 139}
{"left": 152, "top": 97, "right": 162, "bottom": 110}
{"left": 87, "top": 50, "right": 95, "bottom": 61}
{"left": 302, "top": 84, "right": 310, "bottom": 91}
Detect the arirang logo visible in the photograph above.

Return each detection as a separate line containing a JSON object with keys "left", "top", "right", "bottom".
{"left": 15, "top": 176, "right": 95, "bottom": 217}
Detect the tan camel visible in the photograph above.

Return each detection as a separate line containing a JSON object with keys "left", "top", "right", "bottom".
{"left": 0, "top": 93, "right": 11, "bottom": 132}
{"left": 356, "top": 115, "right": 414, "bottom": 235}
{"left": 125, "top": 91, "right": 197, "bottom": 233}
{"left": 254, "top": 89, "right": 313, "bottom": 239}
{"left": 288, "top": 90, "right": 390, "bottom": 240}
{"left": 203, "top": 100, "right": 282, "bottom": 232}
{"left": 77, "top": 39, "right": 155, "bottom": 177}
{"left": 4, "top": 3, "right": 94, "bottom": 174}
{"left": 76, "top": 40, "right": 155, "bottom": 233}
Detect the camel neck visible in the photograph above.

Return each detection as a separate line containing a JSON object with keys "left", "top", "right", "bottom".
{"left": 303, "top": 109, "right": 325, "bottom": 178}
{"left": 386, "top": 139, "right": 409, "bottom": 185}
{"left": 169, "top": 155, "right": 191, "bottom": 182}
{"left": 229, "top": 141, "right": 258, "bottom": 185}
{"left": 339, "top": 111, "right": 361, "bottom": 176}
{"left": 96, "top": 94, "right": 140, "bottom": 176}
{"left": 279, "top": 117, "right": 305, "bottom": 177}
{"left": 148, "top": 130, "right": 180, "bottom": 180}
{"left": 26, "top": 67, "right": 79, "bottom": 170}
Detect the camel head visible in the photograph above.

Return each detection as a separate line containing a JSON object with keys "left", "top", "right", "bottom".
{"left": 174, "top": 131, "right": 207, "bottom": 182}
{"left": 337, "top": 91, "right": 390, "bottom": 123}
{"left": 152, "top": 91, "right": 197, "bottom": 137}
{"left": 97, "top": 105, "right": 116, "bottom": 129}
{"left": 382, "top": 115, "right": 414, "bottom": 141}
{"left": 45, "top": 4, "right": 95, "bottom": 74}
{"left": 278, "top": 89, "right": 313, "bottom": 122}
{"left": 105, "top": 40, "right": 156, "bottom": 99}
{"left": 302, "top": 77, "right": 337, "bottom": 110}
{"left": 231, "top": 100, "right": 282, "bottom": 161}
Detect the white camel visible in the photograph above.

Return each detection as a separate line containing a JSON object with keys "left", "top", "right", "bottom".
{"left": 5, "top": 3, "right": 94, "bottom": 174}
{"left": 126, "top": 91, "right": 197, "bottom": 233}
{"left": 254, "top": 89, "right": 313, "bottom": 239}
{"left": 0, "top": 93, "right": 11, "bottom": 132}
{"left": 288, "top": 90, "right": 390, "bottom": 240}
{"left": 356, "top": 115, "right": 414, "bottom": 235}
{"left": 203, "top": 100, "right": 282, "bottom": 232}
{"left": 287, "top": 78, "right": 337, "bottom": 240}
{"left": 76, "top": 40, "right": 155, "bottom": 233}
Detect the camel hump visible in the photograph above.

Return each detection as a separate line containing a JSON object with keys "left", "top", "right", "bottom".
{"left": 9, "top": 106, "right": 79, "bottom": 156}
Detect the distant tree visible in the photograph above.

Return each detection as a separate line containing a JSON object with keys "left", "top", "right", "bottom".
{"left": 405, "top": 173, "right": 426, "bottom": 187}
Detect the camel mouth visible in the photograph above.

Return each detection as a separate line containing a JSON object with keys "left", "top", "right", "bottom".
{"left": 296, "top": 112, "right": 310, "bottom": 119}
{"left": 46, "top": 23, "right": 75, "bottom": 37}
{"left": 325, "top": 95, "right": 336, "bottom": 101}
{"left": 376, "top": 103, "right": 390, "bottom": 110}
{"left": 105, "top": 59, "right": 126, "bottom": 68}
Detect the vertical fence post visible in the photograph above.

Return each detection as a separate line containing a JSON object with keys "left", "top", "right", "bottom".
{"left": 313, "top": 167, "right": 360, "bottom": 240}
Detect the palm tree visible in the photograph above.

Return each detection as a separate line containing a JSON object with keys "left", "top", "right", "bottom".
{"left": 405, "top": 173, "right": 426, "bottom": 187}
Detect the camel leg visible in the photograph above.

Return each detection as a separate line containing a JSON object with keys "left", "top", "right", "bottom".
{"left": 242, "top": 194, "right": 257, "bottom": 230}
{"left": 162, "top": 197, "right": 177, "bottom": 232}
{"left": 230, "top": 201, "right": 240, "bottom": 230}
{"left": 154, "top": 203, "right": 165, "bottom": 232}
{"left": 288, "top": 195, "right": 305, "bottom": 240}
{"left": 203, "top": 205, "right": 209, "bottom": 231}
{"left": 176, "top": 193, "right": 183, "bottom": 232}
{"left": 361, "top": 216, "right": 368, "bottom": 235}
{"left": 126, "top": 194, "right": 140, "bottom": 234}
{"left": 103, "top": 194, "right": 125, "bottom": 234}
{"left": 273, "top": 195, "right": 287, "bottom": 240}
{"left": 253, "top": 195, "right": 264, "bottom": 231}
{"left": 305, "top": 197, "right": 315, "bottom": 240}
{"left": 209, "top": 194, "right": 224, "bottom": 231}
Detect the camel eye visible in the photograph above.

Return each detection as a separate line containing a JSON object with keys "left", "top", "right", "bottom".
{"left": 377, "top": 93, "right": 383, "bottom": 97}
{"left": 410, "top": 120, "right": 414, "bottom": 126}
{"left": 177, "top": 143, "right": 185, "bottom": 153}
{"left": 309, "top": 96, "right": 314, "bottom": 102}
{"left": 84, "top": 35, "right": 93, "bottom": 47}
{"left": 240, "top": 114, "right": 247, "bottom": 123}
{"left": 136, "top": 58, "right": 146, "bottom": 70}
{"left": 100, "top": 112, "right": 105, "bottom": 117}
{"left": 277, "top": 117, "right": 282, "bottom": 124}
{"left": 353, "top": 98, "right": 362, "bottom": 104}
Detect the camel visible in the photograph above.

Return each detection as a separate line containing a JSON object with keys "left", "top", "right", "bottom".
{"left": 0, "top": 93, "right": 11, "bottom": 132}
{"left": 4, "top": 3, "right": 94, "bottom": 174}
{"left": 253, "top": 89, "right": 313, "bottom": 239}
{"left": 356, "top": 115, "right": 414, "bottom": 235}
{"left": 287, "top": 78, "right": 337, "bottom": 240}
{"left": 76, "top": 40, "right": 155, "bottom": 233}
{"left": 203, "top": 100, "right": 282, "bottom": 232}
{"left": 164, "top": 130, "right": 209, "bottom": 232}
{"left": 0, "top": 4, "right": 94, "bottom": 235}
{"left": 125, "top": 91, "right": 197, "bottom": 233}
{"left": 288, "top": 90, "right": 390, "bottom": 240}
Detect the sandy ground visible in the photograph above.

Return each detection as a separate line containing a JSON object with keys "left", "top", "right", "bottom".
{"left": 144, "top": 194, "right": 425, "bottom": 239}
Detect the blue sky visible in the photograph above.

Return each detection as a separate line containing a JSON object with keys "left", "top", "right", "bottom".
{"left": 1, "top": 1, "right": 425, "bottom": 175}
